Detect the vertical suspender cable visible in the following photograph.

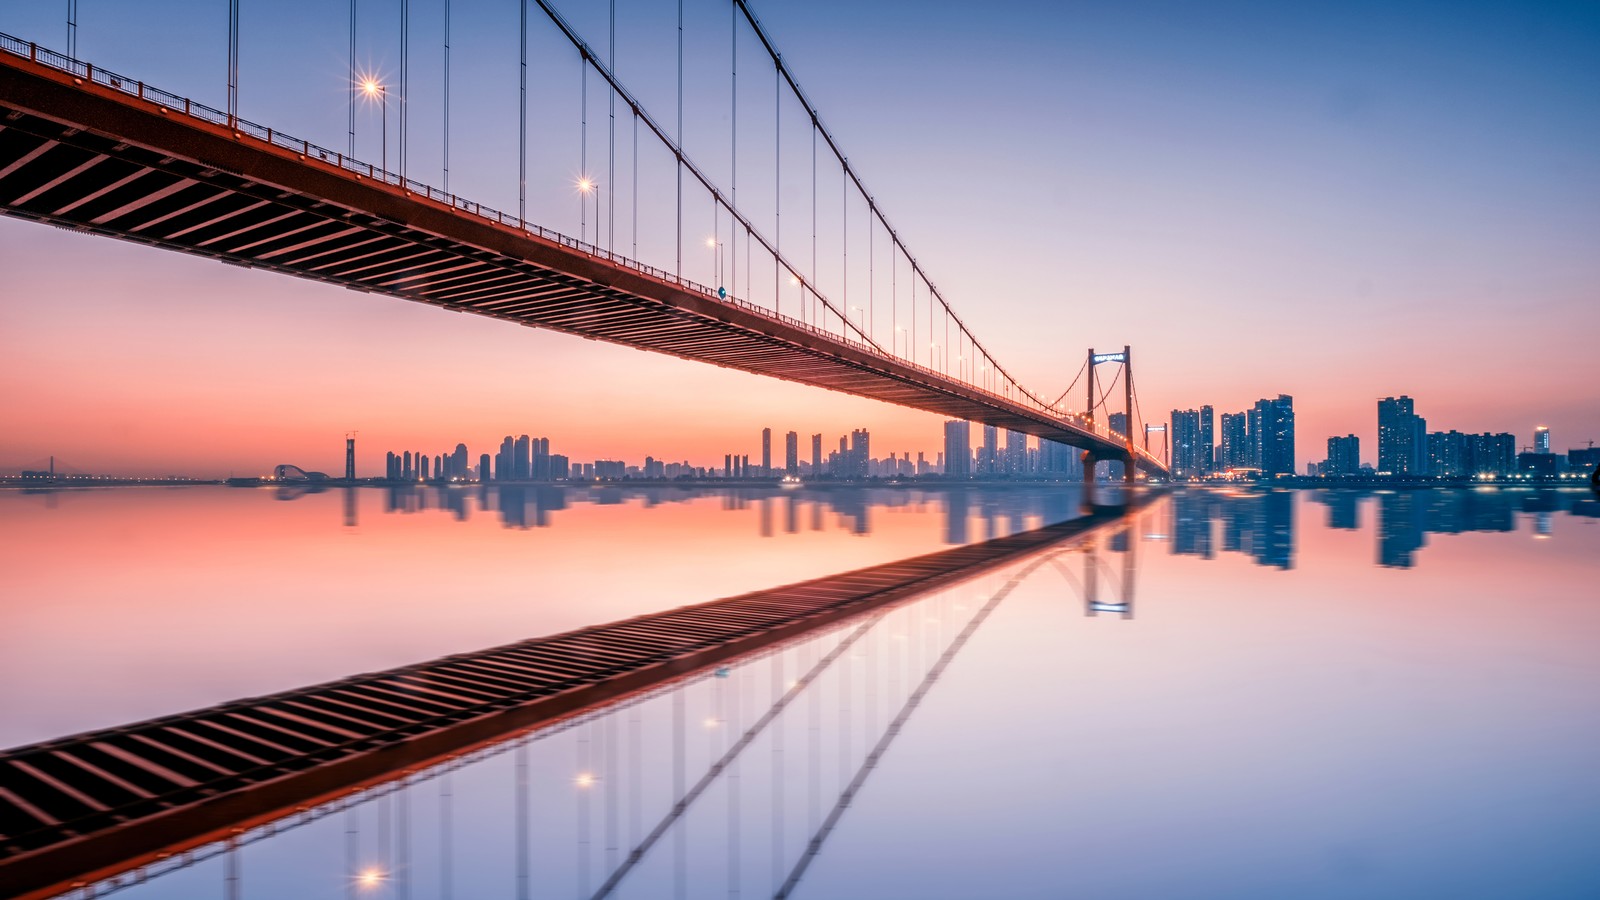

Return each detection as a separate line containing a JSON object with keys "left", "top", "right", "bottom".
{"left": 519, "top": 0, "right": 527, "bottom": 226}
{"left": 226, "top": 0, "right": 239, "bottom": 125}
{"left": 731, "top": 2, "right": 737, "bottom": 299}
{"left": 66, "top": 0, "right": 77, "bottom": 59}
{"left": 811, "top": 123, "right": 816, "bottom": 325}
{"left": 675, "top": 0, "right": 683, "bottom": 277}
{"left": 632, "top": 110, "right": 638, "bottom": 258}
{"left": 608, "top": 0, "right": 615, "bottom": 252}
{"left": 443, "top": 0, "right": 450, "bottom": 193}
{"left": 773, "top": 58, "right": 780, "bottom": 314}
{"left": 399, "top": 0, "right": 408, "bottom": 181}
{"left": 581, "top": 60, "right": 587, "bottom": 241}
{"left": 348, "top": 0, "right": 355, "bottom": 157}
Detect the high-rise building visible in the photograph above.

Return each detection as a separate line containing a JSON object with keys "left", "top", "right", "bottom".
{"left": 850, "top": 429, "right": 870, "bottom": 478}
{"left": 1170, "top": 408, "right": 1202, "bottom": 478}
{"left": 1325, "top": 435, "right": 1360, "bottom": 476}
{"left": 1534, "top": 426, "right": 1551, "bottom": 454}
{"left": 532, "top": 437, "right": 551, "bottom": 480}
{"left": 1198, "top": 405, "right": 1214, "bottom": 474}
{"left": 761, "top": 428, "right": 772, "bottom": 477}
{"left": 1219, "top": 412, "right": 1248, "bottom": 470}
{"left": 979, "top": 424, "right": 998, "bottom": 475}
{"left": 1245, "top": 406, "right": 1262, "bottom": 468}
{"left": 403, "top": 450, "right": 413, "bottom": 481}
{"left": 1469, "top": 433, "right": 1516, "bottom": 476}
{"left": 1005, "top": 430, "right": 1026, "bottom": 475}
{"left": 498, "top": 436, "right": 514, "bottom": 481}
{"left": 512, "top": 435, "right": 530, "bottom": 480}
{"left": 478, "top": 453, "right": 491, "bottom": 482}
{"left": 345, "top": 436, "right": 356, "bottom": 480}
{"left": 1427, "top": 431, "right": 1467, "bottom": 477}
{"left": 1377, "top": 397, "right": 1428, "bottom": 476}
{"left": 944, "top": 420, "right": 971, "bottom": 478}
{"left": 1254, "top": 395, "right": 1295, "bottom": 476}
{"left": 785, "top": 431, "right": 799, "bottom": 476}
{"left": 811, "top": 434, "right": 822, "bottom": 475}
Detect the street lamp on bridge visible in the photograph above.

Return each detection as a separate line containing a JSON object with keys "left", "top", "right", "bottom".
{"left": 359, "top": 78, "right": 388, "bottom": 177}
{"left": 705, "top": 236, "right": 724, "bottom": 295}
{"left": 577, "top": 177, "right": 600, "bottom": 247}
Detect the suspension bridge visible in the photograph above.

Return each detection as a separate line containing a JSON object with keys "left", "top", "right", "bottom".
{"left": 0, "top": 1, "right": 1168, "bottom": 487}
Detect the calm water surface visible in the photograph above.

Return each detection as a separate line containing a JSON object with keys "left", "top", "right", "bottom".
{"left": 2, "top": 485, "right": 1597, "bottom": 899}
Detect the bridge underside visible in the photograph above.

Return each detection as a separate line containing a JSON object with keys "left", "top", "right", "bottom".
{"left": 0, "top": 54, "right": 1163, "bottom": 474}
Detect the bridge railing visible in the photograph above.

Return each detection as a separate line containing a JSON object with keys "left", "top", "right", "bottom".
{"left": 0, "top": 32, "right": 1167, "bottom": 473}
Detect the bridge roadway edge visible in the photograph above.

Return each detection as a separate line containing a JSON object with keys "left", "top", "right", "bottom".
{"left": 0, "top": 51, "right": 1163, "bottom": 475}
{"left": 0, "top": 493, "right": 1158, "bottom": 900}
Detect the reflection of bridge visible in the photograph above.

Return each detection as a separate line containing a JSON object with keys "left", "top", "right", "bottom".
{"left": 0, "top": 497, "right": 1152, "bottom": 899}
{"left": 0, "top": 20, "right": 1167, "bottom": 482}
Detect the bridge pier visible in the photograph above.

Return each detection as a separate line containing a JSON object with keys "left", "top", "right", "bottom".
{"left": 1082, "top": 450, "right": 1138, "bottom": 512}
{"left": 1081, "top": 450, "right": 1099, "bottom": 509}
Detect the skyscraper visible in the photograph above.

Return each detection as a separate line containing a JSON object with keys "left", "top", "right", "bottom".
{"left": 1254, "top": 395, "right": 1295, "bottom": 476}
{"left": 1377, "top": 396, "right": 1425, "bottom": 475}
{"left": 513, "top": 435, "right": 531, "bottom": 480}
{"left": 1427, "top": 431, "right": 1466, "bottom": 477}
{"left": 850, "top": 429, "right": 870, "bottom": 479}
{"left": 762, "top": 428, "right": 772, "bottom": 477}
{"left": 345, "top": 435, "right": 356, "bottom": 481}
{"left": 1198, "top": 405, "right": 1214, "bottom": 474}
{"left": 785, "top": 431, "right": 799, "bottom": 476}
{"left": 1534, "top": 426, "right": 1551, "bottom": 454}
{"left": 1005, "top": 429, "right": 1026, "bottom": 475}
{"left": 980, "top": 424, "right": 998, "bottom": 475}
{"left": 811, "top": 433, "right": 822, "bottom": 475}
{"left": 944, "top": 420, "right": 971, "bottom": 478}
{"left": 1170, "top": 408, "right": 1201, "bottom": 477}
{"left": 1219, "top": 412, "right": 1248, "bottom": 470}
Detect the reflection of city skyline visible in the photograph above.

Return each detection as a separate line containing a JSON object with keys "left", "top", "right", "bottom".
{"left": 1319, "top": 488, "right": 1597, "bottom": 568}
{"left": 1169, "top": 489, "right": 1296, "bottom": 569}
{"left": 342, "top": 483, "right": 1092, "bottom": 543}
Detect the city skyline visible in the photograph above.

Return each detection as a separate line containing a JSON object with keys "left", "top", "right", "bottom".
{"left": 1, "top": 1, "right": 1596, "bottom": 478}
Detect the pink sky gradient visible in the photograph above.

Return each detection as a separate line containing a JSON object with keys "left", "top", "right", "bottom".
{"left": 1, "top": 1, "right": 1596, "bottom": 477}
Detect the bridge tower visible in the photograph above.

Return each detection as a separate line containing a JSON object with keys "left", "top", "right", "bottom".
{"left": 1082, "top": 346, "right": 1138, "bottom": 505}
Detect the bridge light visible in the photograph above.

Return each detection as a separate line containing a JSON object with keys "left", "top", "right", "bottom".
{"left": 356, "top": 868, "right": 385, "bottom": 889}
{"left": 577, "top": 177, "right": 594, "bottom": 194}
{"left": 360, "top": 78, "right": 382, "bottom": 97}
{"left": 575, "top": 772, "right": 597, "bottom": 788}
{"left": 706, "top": 236, "right": 717, "bottom": 248}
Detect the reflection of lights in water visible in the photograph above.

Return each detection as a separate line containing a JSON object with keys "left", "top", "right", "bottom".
{"left": 356, "top": 867, "right": 385, "bottom": 889}
{"left": 575, "top": 772, "right": 597, "bottom": 788}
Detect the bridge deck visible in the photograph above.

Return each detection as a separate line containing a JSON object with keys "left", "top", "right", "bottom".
{"left": 0, "top": 42, "right": 1164, "bottom": 474}
{"left": 0, "top": 504, "right": 1139, "bottom": 900}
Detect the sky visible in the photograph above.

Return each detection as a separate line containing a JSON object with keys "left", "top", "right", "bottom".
{"left": 1, "top": 0, "right": 1596, "bottom": 477}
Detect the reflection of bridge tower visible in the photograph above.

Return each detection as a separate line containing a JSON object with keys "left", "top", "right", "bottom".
{"left": 1081, "top": 518, "right": 1137, "bottom": 618}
